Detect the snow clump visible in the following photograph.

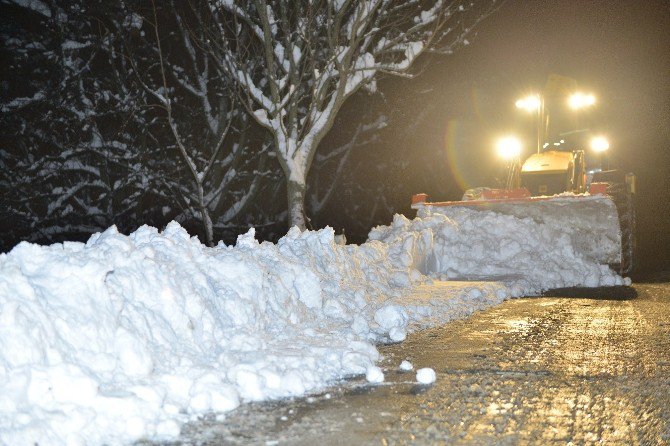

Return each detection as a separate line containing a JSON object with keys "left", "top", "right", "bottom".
{"left": 416, "top": 368, "right": 437, "bottom": 385}
{"left": 365, "top": 366, "right": 385, "bottom": 384}
{"left": 399, "top": 360, "right": 414, "bottom": 372}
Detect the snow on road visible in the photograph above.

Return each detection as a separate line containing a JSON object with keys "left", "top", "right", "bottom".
{"left": 0, "top": 208, "right": 629, "bottom": 444}
{"left": 370, "top": 211, "right": 629, "bottom": 295}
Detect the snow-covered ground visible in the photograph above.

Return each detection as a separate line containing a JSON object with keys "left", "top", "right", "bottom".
{"left": 0, "top": 209, "right": 629, "bottom": 444}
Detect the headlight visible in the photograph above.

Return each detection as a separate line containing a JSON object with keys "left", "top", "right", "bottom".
{"left": 496, "top": 136, "right": 522, "bottom": 159}
{"left": 590, "top": 136, "right": 609, "bottom": 152}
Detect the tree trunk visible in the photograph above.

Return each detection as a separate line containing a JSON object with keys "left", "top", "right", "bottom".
{"left": 196, "top": 182, "right": 214, "bottom": 246}
{"left": 200, "top": 204, "right": 214, "bottom": 247}
{"left": 287, "top": 178, "right": 307, "bottom": 230}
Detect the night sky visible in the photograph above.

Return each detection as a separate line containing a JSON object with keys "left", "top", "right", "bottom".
{"left": 363, "top": 0, "right": 670, "bottom": 274}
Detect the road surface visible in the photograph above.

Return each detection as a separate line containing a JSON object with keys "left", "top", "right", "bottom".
{"left": 153, "top": 279, "right": 670, "bottom": 445}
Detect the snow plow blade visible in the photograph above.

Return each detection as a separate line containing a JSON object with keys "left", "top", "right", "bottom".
{"left": 411, "top": 186, "right": 629, "bottom": 273}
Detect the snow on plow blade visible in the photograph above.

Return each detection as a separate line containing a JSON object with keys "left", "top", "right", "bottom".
{"left": 411, "top": 190, "right": 622, "bottom": 267}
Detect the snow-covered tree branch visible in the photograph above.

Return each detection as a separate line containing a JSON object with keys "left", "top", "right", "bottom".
{"left": 0, "top": 0, "right": 286, "bottom": 249}
{"left": 0, "top": 0, "right": 164, "bottom": 246}
{"left": 121, "top": 0, "right": 280, "bottom": 245}
{"left": 207, "top": 0, "right": 500, "bottom": 229}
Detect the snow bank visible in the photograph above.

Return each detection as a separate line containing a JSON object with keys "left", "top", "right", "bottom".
{"left": 0, "top": 208, "right": 627, "bottom": 444}
{"left": 0, "top": 223, "right": 416, "bottom": 444}
{"left": 413, "top": 194, "right": 623, "bottom": 265}
{"left": 369, "top": 211, "right": 629, "bottom": 296}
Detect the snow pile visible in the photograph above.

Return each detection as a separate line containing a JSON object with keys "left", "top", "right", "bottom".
{"left": 0, "top": 207, "right": 628, "bottom": 444}
{"left": 417, "top": 194, "right": 623, "bottom": 265}
{"left": 0, "top": 222, "right": 424, "bottom": 444}
{"left": 394, "top": 281, "right": 510, "bottom": 331}
{"left": 369, "top": 211, "right": 629, "bottom": 296}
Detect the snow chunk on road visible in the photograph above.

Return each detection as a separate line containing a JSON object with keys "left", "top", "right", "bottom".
{"left": 399, "top": 360, "right": 414, "bottom": 371}
{"left": 365, "top": 366, "right": 385, "bottom": 383}
{"left": 416, "top": 368, "right": 437, "bottom": 384}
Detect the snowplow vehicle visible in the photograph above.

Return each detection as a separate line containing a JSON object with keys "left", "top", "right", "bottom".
{"left": 413, "top": 75, "right": 636, "bottom": 276}
{"left": 412, "top": 144, "right": 636, "bottom": 275}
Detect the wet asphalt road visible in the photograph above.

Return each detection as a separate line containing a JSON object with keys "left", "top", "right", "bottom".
{"left": 158, "top": 280, "right": 670, "bottom": 446}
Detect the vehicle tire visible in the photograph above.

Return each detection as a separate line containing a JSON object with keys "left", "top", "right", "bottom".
{"left": 607, "top": 182, "right": 636, "bottom": 275}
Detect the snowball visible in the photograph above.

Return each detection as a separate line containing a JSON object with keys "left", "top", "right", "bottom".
{"left": 374, "top": 304, "right": 407, "bottom": 331}
{"left": 365, "top": 366, "right": 384, "bottom": 384}
{"left": 416, "top": 368, "right": 436, "bottom": 384}
{"left": 399, "top": 360, "right": 413, "bottom": 372}
{"left": 388, "top": 327, "right": 406, "bottom": 342}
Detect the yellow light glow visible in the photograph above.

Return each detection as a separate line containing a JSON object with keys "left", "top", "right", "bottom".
{"left": 496, "top": 136, "right": 522, "bottom": 159}
{"left": 515, "top": 95, "right": 541, "bottom": 112}
{"left": 590, "top": 136, "right": 610, "bottom": 152}
{"left": 568, "top": 92, "right": 596, "bottom": 109}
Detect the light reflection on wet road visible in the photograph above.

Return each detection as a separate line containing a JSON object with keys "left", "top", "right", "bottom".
{"left": 153, "top": 281, "right": 670, "bottom": 445}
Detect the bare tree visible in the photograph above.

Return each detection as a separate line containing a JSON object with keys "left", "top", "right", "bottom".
{"left": 0, "top": 0, "right": 165, "bottom": 247}
{"left": 124, "top": 0, "right": 276, "bottom": 245}
{"left": 1, "top": 0, "right": 283, "bottom": 250}
{"left": 205, "top": 0, "right": 499, "bottom": 230}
